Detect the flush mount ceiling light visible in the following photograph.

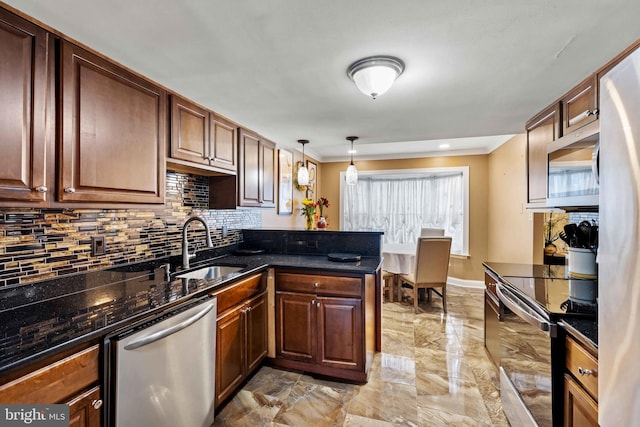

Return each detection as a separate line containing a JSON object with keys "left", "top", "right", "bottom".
{"left": 346, "top": 136, "right": 359, "bottom": 186}
{"left": 297, "top": 139, "right": 310, "bottom": 186}
{"left": 347, "top": 56, "right": 405, "bottom": 99}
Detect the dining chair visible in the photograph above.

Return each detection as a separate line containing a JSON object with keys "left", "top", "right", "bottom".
{"left": 399, "top": 236, "right": 452, "bottom": 313}
{"left": 420, "top": 227, "right": 445, "bottom": 237}
{"left": 382, "top": 271, "right": 395, "bottom": 302}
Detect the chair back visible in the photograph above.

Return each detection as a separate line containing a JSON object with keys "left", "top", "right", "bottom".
{"left": 413, "top": 237, "right": 452, "bottom": 285}
{"left": 420, "top": 228, "right": 445, "bottom": 237}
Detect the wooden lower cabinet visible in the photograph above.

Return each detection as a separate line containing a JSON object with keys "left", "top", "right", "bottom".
{"left": 212, "top": 273, "right": 267, "bottom": 408}
{"left": 68, "top": 386, "right": 102, "bottom": 427}
{"left": 564, "top": 334, "right": 598, "bottom": 427}
{"left": 564, "top": 374, "right": 598, "bottom": 427}
{"left": 0, "top": 345, "right": 102, "bottom": 427}
{"left": 317, "top": 297, "right": 363, "bottom": 371}
{"left": 274, "top": 270, "right": 372, "bottom": 383}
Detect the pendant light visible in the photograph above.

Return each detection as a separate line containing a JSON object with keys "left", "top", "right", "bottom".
{"left": 346, "top": 136, "right": 358, "bottom": 186}
{"left": 297, "top": 139, "right": 310, "bottom": 186}
{"left": 347, "top": 56, "right": 405, "bottom": 99}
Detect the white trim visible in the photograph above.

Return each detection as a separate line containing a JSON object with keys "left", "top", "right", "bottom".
{"left": 447, "top": 277, "right": 484, "bottom": 289}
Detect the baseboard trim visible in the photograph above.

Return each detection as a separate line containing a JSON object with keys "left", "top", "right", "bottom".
{"left": 447, "top": 276, "right": 484, "bottom": 289}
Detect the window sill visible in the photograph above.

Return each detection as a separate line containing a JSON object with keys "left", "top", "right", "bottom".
{"left": 451, "top": 253, "right": 470, "bottom": 260}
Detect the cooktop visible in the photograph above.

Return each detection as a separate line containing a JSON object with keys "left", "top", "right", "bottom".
{"left": 502, "top": 276, "right": 597, "bottom": 318}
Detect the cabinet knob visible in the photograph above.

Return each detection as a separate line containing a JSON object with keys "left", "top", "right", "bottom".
{"left": 314, "top": 282, "right": 319, "bottom": 288}
{"left": 317, "top": 302, "right": 320, "bottom": 308}
{"left": 91, "top": 399, "right": 103, "bottom": 409}
{"left": 34, "top": 185, "right": 48, "bottom": 193}
{"left": 205, "top": 156, "right": 213, "bottom": 161}
{"left": 578, "top": 367, "right": 594, "bottom": 376}
{"left": 585, "top": 109, "right": 599, "bottom": 117}
{"left": 64, "top": 187, "right": 76, "bottom": 193}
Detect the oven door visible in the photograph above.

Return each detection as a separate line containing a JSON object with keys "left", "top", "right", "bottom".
{"left": 497, "top": 282, "right": 557, "bottom": 427}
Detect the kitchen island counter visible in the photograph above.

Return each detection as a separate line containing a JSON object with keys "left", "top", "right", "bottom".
{"left": 0, "top": 251, "right": 382, "bottom": 378}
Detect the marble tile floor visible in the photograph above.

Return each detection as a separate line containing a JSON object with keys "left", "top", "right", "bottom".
{"left": 213, "top": 285, "right": 510, "bottom": 426}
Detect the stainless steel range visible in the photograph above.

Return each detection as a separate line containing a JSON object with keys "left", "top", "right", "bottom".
{"left": 496, "top": 275, "right": 596, "bottom": 427}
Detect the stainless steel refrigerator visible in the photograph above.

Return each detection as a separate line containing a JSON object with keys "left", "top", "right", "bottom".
{"left": 599, "top": 45, "right": 640, "bottom": 427}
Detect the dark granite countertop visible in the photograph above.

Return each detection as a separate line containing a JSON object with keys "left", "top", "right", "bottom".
{"left": 0, "top": 250, "right": 381, "bottom": 377}
{"left": 560, "top": 317, "right": 598, "bottom": 351}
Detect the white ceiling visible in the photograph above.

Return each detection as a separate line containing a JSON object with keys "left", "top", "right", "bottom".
{"left": 6, "top": 0, "right": 640, "bottom": 161}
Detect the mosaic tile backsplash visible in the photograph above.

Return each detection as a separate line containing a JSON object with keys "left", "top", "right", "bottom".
{"left": 0, "top": 171, "right": 261, "bottom": 287}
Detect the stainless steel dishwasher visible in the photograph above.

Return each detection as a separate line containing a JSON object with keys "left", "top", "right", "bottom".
{"left": 106, "top": 296, "right": 217, "bottom": 427}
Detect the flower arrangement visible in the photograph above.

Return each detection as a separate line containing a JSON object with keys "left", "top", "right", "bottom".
{"left": 316, "top": 197, "right": 329, "bottom": 217}
{"left": 301, "top": 198, "right": 316, "bottom": 230}
{"left": 316, "top": 197, "right": 330, "bottom": 229}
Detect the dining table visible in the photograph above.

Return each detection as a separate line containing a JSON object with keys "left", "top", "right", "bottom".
{"left": 381, "top": 242, "right": 417, "bottom": 301}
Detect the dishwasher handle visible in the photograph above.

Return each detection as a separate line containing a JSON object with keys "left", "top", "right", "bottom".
{"left": 496, "top": 283, "right": 556, "bottom": 338}
{"left": 124, "top": 301, "right": 216, "bottom": 350}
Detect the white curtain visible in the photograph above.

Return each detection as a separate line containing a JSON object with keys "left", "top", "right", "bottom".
{"left": 343, "top": 172, "right": 464, "bottom": 253}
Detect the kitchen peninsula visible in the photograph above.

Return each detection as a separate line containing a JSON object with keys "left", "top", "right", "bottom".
{"left": 0, "top": 229, "right": 382, "bottom": 424}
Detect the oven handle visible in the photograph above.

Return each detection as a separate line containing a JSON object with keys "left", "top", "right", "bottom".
{"left": 496, "top": 283, "right": 557, "bottom": 337}
{"left": 123, "top": 301, "right": 216, "bottom": 350}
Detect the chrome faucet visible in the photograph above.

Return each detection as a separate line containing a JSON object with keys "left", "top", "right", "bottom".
{"left": 182, "top": 216, "right": 213, "bottom": 269}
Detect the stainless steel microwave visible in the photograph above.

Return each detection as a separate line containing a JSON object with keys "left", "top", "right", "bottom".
{"left": 546, "top": 120, "right": 599, "bottom": 208}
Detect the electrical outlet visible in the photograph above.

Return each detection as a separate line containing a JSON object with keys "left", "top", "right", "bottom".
{"left": 91, "top": 235, "right": 106, "bottom": 256}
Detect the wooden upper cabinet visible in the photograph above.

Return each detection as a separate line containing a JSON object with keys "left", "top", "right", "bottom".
{"left": 210, "top": 114, "right": 237, "bottom": 171}
{"left": 169, "top": 95, "right": 237, "bottom": 173}
{"left": 0, "top": 9, "right": 51, "bottom": 206}
{"left": 237, "top": 128, "right": 276, "bottom": 208}
{"left": 59, "top": 40, "right": 166, "bottom": 204}
{"left": 170, "top": 95, "right": 209, "bottom": 166}
{"left": 562, "top": 74, "right": 598, "bottom": 134}
{"left": 260, "top": 138, "right": 276, "bottom": 207}
{"left": 526, "top": 103, "right": 560, "bottom": 203}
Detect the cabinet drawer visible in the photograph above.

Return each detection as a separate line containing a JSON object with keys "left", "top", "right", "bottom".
{"left": 276, "top": 272, "right": 362, "bottom": 297}
{"left": 566, "top": 336, "right": 598, "bottom": 401}
{"left": 0, "top": 345, "right": 99, "bottom": 404}
{"left": 212, "top": 273, "right": 265, "bottom": 315}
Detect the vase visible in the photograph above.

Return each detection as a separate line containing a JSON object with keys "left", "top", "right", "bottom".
{"left": 317, "top": 216, "right": 327, "bottom": 229}
{"left": 305, "top": 215, "right": 314, "bottom": 230}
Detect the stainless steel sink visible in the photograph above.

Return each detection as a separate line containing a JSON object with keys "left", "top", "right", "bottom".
{"left": 176, "top": 265, "right": 242, "bottom": 280}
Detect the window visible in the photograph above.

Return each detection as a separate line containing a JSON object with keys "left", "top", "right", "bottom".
{"left": 340, "top": 167, "right": 469, "bottom": 255}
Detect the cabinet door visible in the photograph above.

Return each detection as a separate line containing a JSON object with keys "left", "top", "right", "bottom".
{"left": 564, "top": 374, "right": 598, "bottom": 427}
{"left": 0, "top": 10, "right": 50, "bottom": 205}
{"left": 563, "top": 74, "right": 598, "bottom": 134}
{"left": 170, "top": 95, "right": 209, "bottom": 166}
{"left": 276, "top": 292, "right": 316, "bottom": 362}
{"left": 238, "top": 128, "right": 261, "bottom": 206}
{"left": 317, "top": 297, "right": 363, "bottom": 371}
{"left": 215, "top": 305, "right": 245, "bottom": 408}
{"left": 210, "top": 114, "right": 237, "bottom": 171}
{"left": 67, "top": 386, "right": 101, "bottom": 427}
{"left": 526, "top": 103, "right": 560, "bottom": 203}
{"left": 59, "top": 40, "right": 166, "bottom": 204}
{"left": 260, "top": 139, "right": 276, "bottom": 207}
{"left": 246, "top": 293, "right": 268, "bottom": 374}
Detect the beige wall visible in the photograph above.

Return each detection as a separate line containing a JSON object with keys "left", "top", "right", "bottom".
{"left": 263, "top": 135, "right": 545, "bottom": 280}
{"left": 487, "top": 134, "right": 537, "bottom": 264}
{"left": 261, "top": 151, "right": 322, "bottom": 229}
{"left": 319, "top": 155, "right": 490, "bottom": 281}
